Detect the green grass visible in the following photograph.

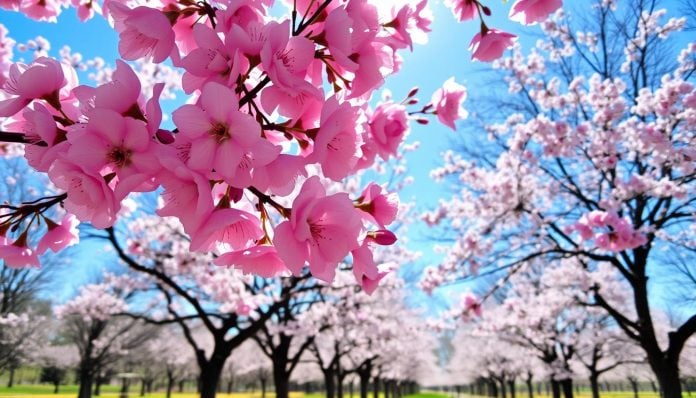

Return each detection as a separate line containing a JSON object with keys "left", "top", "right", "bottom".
{"left": 0, "top": 386, "right": 449, "bottom": 398}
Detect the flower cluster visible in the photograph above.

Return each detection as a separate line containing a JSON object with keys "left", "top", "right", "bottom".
{"left": 444, "top": 0, "right": 563, "bottom": 62}
{"left": 574, "top": 211, "right": 647, "bottom": 252}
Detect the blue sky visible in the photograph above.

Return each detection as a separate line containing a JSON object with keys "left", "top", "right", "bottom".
{"left": 1, "top": 0, "right": 691, "bottom": 314}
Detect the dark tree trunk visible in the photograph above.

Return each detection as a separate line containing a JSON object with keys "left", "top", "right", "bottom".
{"left": 590, "top": 373, "right": 600, "bottom": 398}
{"left": 166, "top": 372, "right": 175, "bottom": 398}
{"left": 500, "top": 379, "right": 507, "bottom": 398}
{"left": 7, "top": 366, "right": 15, "bottom": 388}
{"left": 227, "top": 380, "right": 233, "bottom": 394}
{"left": 178, "top": 379, "right": 185, "bottom": 393}
{"left": 54, "top": 382, "right": 60, "bottom": 394}
{"left": 629, "top": 379, "right": 639, "bottom": 398}
{"left": 525, "top": 375, "right": 534, "bottom": 398}
{"left": 359, "top": 373, "right": 370, "bottom": 398}
{"left": 77, "top": 365, "right": 94, "bottom": 398}
{"left": 337, "top": 373, "right": 346, "bottom": 398}
{"left": 384, "top": 380, "right": 390, "bottom": 398}
{"left": 508, "top": 380, "right": 516, "bottom": 398}
{"left": 272, "top": 359, "right": 290, "bottom": 398}
{"left": 373, "top": 377, "right": 380, "bottom": 398}
{"left": 323, "top": 369, "right": 336, "bottom": 398}
{"left": 653, "top": 362, "right": 682, "bottom": 398}
{"left": 94, "top": 375, "right": 102, "bottom": 396}
{"left": 199, "top": 359, "right": 225, "bottom": 398}
{"left": 140, "top": 379, "right": 146, "bottom": 396}
{"left": 550, "top": 379, "right": 561, "bottom": 398}
{"left": 261, "top": 377, "right": 267, "bottom": 398}
{"left": 560, "top": 379, "right": 573, "bottom": 398}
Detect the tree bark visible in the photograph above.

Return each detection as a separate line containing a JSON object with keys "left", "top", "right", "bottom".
{"left": 77, "top": 364, "right": 94, "bottom": 398}
{"left": 508, "top": 379, "right": 516, "bottom": 398}
{"left": 323, "top": 369, "right": 336, "bottom": 398}
{"left": 629, "top": 379, "right": 639, "bottom": 398}
{"left": 54, "top": 382, "right": 60, "bottom": 394}
{"left": 261, "top": 377, "right": 267, "bottom": 398}
{"left": 373, "top": 377, "right": 380, "bottom": 398}
{"left": 7, "top": 366, "right": 15, "bottom": 388}
{"left": 199, "top": 359, "right": 225, "bottom": 398}
{"left": 166, "top": 372, "right": 175, "bottom": 398}
{"left": 589, "top": 372, "right": 600, "bottom": 398}
{"left": 525, "top": 375, "right": 534, "bottom": 398}
{"left": 560, "top": 379, "right": 573, "bottom": 398}
{"left": 653, "top": 362, "right": 682, "bottom": 398}
{"left": 550, "top": 379, "right": 561, "bottom": 398}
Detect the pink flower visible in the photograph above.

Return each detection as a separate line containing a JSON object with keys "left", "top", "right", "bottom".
{"left": 310, "top": 97, "right": 362, "bottom": 181}
{"left": 351, "top": 241, "right": 387, "bottom": 295}
{"left": 273, "top": 176, "right": 362, "bottom": 282}
{"left": 462, "top": 292, "right": 482, "bottom": 317}
{"left": 180, "top": 24, "right": 247, "bottom": 94}
{"left": 37, "top": 214, "right": 80, "bottom": 255}
{"left": 109, "top": 3, "right": 176, "bottom": 63}
{"left": 509, "top": 0, "right": 562, "bottom": 25}
{"left": 444, "top": 0, "right": 478, "bottom": 22}
{"left": 0, "top": 57, "right": 67, "bottom": 117}
{"left": 214, "top": 245, "right": 288, "bottom": 278}
{"left": 156, "top": 157, "right": 214, "bottom": 234}
{"left": 469, "top": 28, "right": 517, "bottom": 62}
{"left": 367, "top": 101, "right": 409, "bottom": 160}
{"left": 66, "top": 108, "right": 160, "bottom": 197}
{"left": 20, "top": 0, "right": 61, "bottom": 22}
{"left": 48, "top": 160, "right": 120, "bottom": 229}
{"left": 356, "top": 183, "right": 399, "bottom": 228}
{"left": 0, "top": 234, "right": 39, "bottom": 268}
{"left": 189, "top": 208, "right": 264, "bottom": 252}
{"left": 260, "top": 20, "right": 322, "bottom": 119}
{"left": 430, "top": 77, "right": 468, "bottom": 130}
{"left": 7, "top": 103, "right": 66, "bottom": 172}
{"left": 172, "top": 82, "right": 279, "bottom": 187}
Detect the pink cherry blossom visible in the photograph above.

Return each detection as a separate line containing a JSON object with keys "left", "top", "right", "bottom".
{"left": 469, "top": 28, "right": 517, "bottom": 62}
{"left": 214, "top": 245, "right": 288, "bottom": 278}
{"left": 37, "top": 214, "right": 80, "bottom": 255}
{"left": 189, "top": 208, "right": 264, "bottom": 252}
{"left": 351, "top": 241, "right": 387, "bottom": 295}
{"left": 356, "top": 183, "right": 399, "bottom": 228}
{"left": 0, "top": 57, "right": 66, "bottom": 116}
{"left": 509, "top": 0, "right": 563, "bottom": 25}
{"left": 109, "top": 3, "right": 176, "bottom": 64}
{"left": 367, "top": 101, "right": 409, "bottom": 160}
{"left": 309, "top": 97, "right": 362, "bottom": 181}
{"left": 430, "top": 77, "right": 468, "bottom": 131}
{"left": 260, "top": 20, "right": 322, "bottom": 119}
{"left": 66, "top": 108, "right": 159, "bottom": 182}
{"left": 48, "top": 160, "right": 120, "bottom": 229}
{"left": 444, "top": 0, "right": 478, "bottom": 22}
{"left": 19, "top": 0, "right": 62, "bottom": 22}
{"left": 7, "top": 103, "right": 66, "bottom": 172}
{"left": 172, "top": 82, "right": 279, "bottom": 187}
{"left": 273, "top": 176, "right": 362, "bottom": 282}
{"left": 0, "top": 235, "right": 39, "bottom": 268}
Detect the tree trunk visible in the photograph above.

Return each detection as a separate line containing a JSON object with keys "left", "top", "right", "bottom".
{"left": 178, "top": 380, "right": 185, "bottom": 393}
{"left": 323, "top": 369, "right": 336, "bottom": 398}
{"left": 199, "top": 359, "right": 225, "bottom": 398}
{"left": 509, "top": 380, "right": 516, "bottom": 398}
{"left": 373, "top": 377, "right": 380, "bottom": 398}
{"left": 359, "top": 372, "right": 369, "bottom": 398}
{"left": 337, "top": 374, "right": 345, "bottom": 398}
{"left": 628, "top": 379, "right": 639, "bottom": 398}
{"left": 560, "top": 379, "right": 573, "bottom": 398}
{"left": 94, "top": 376, "right": 102, "bottom": 396}
{"left": 271, "top": 358, "right": 290, "bottom": 398}
{"left": 7, "top": 366, "right": 15, "bottom": 388}
{"left": 227, "top": 380, "right": 233, "bottom": 394}
{"left": 261, "top": 377, "right": 267, "bottom": 398}
{"left": 77, "top": 365, "right": 94, "bottom": 398}
{"left": 653, "top": 362, "right": 682, "bottom": 398}
{"left": 500, "top": 379, "right": 507, "bottom": 398}
{"left": 550, "top": 379, "right": 561, "bottom": 398}
{"left": 54, "top": 382, "right": 60, "bottom": 394}
{"left": 525, "top": 375, "right": 534, "bottom": 398}
{"left": 166, "top": 372, "right": 175, "bottom": 398}
{"left": 140, "top": 379, "right": 146, "bottom": 396}
{"left": 590, "top": 373, "right": 600, "bottom": 398}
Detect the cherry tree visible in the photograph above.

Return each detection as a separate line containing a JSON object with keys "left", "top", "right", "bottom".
{"left": 55, "top": 275, "right": 156, "bottom": 398}
{"left": 424, "top": 2, "right": 696, "bottom": 396}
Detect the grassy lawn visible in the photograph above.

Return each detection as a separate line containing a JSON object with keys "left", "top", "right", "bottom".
{"left": 0, "top": 385, "right": 449, "bottom": 398}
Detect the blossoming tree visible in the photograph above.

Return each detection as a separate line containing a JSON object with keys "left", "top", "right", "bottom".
{"left": 424, "top": 2, "right": 696, "bottom": 396}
